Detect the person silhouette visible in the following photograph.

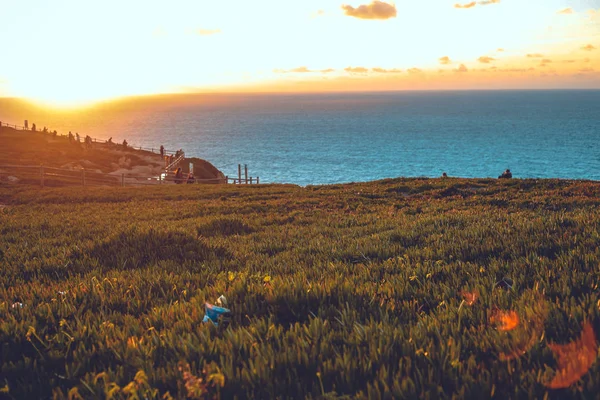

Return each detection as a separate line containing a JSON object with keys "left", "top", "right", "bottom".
{"left": 174, "top": 167, "right": 184, "bottom": 184}
{"left": 498, "top": 169, "right": 512, "bottom": 179}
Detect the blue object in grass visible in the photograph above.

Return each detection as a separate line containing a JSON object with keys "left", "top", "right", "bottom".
{"left": 202, "top": 303, "right": 231, "bottom": 326}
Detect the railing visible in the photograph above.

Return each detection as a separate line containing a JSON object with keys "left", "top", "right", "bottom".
{"left": 223, "top": 164, "right": 260, "bottom": 184}
{"left": 225, "top": 177, "right": 260, "bottom": 184}
{"left": 164, "top": 152, "right": 186, "bottom": 172}
{"left": 0, "top": 165, "right": 230, "bottom": 188}
{"left": 0, "top": 121, "right": 180, "bottom": 155}
{"left": 0, "top": 165, "right": 164, "bottom": 187}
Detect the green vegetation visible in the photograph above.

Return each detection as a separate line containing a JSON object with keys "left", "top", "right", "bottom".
{"left": 0, "top": 178, "right": 599, "bottom": 399}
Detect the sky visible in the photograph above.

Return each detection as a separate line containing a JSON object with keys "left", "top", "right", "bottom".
{"left": 0, "top": 0, "right": 599, "bottom": 105}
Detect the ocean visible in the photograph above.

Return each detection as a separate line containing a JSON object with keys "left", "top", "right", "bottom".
{"left": 1, "top": 90, "right": 599, "bottom": 185}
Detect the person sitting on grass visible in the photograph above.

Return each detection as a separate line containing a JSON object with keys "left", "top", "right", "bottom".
{"left": 498, "top": 169, "right": 512, "bottom": 179}
{"left": 174, "top": 167, "right": 184, "bottom": 184}
{"left": 186, "top": 172, "right": 196, "bottom": 184}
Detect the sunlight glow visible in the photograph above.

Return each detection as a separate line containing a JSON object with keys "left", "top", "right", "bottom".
{"left": 1, "top": 0, "right": 599, "bottom": 105}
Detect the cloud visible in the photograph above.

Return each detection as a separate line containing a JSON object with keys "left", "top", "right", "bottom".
{"left": 526, "top": 53, "right": 544, "bottom": 58}
{"left": 454, "top": 0, "right": 499, "bottom": 9}
{"left": 341, "top": 1, "right": 397, "bottom": 20}
{"left": 454, "top": 2, "right": 476, "bottom": 8}
{"left": 372, "top": 67, "right": 403, "bottom": 73}
{"left": 499, "top": 68, "right": 531, "bottom": 72}
{"left": 557, "top": 7, "right": 574, "bottom": 14}
{"left": 152, "top": 27, "right": 167, "bottom": 37}
{"left": 579, "top": 68, "right": 595, "bottom": 73}
{"left": 345, "top": 66, "right": 369, "bottom": 73}
{"left": 478, "top": 56, "right": 496, "bottom": 63}
{"left": 456, "top": 64, "right": 468, "bottom": 72}
{"left": 439, "top": 56, "right": 452, "bottom": 65}
{"left": 312, "top": 9, "right": 326, "bottom": 17}
{"left": 197, "top": 29, "right": 221, "bottom": 36}
{"left": 582, "top": 44, "right": 596, "bottom": 51}
{"left": 540, "top": 59, "right": 552, "bottom": 63}
{"left": 407, "top": 67, "right": 423, "bottom": 74}
{"left": 320, "top": 68, "right": 335, "bottom": 73}
{"left": 274, "top": 66, "right": 320, "bottom": 73}
{"left": 290, "top": 67, "right": 312, "bottom": 73}
{"left": 497, "top": 48, "right": 504, "bottom": 52}
{"left": 562, "top": 60, "right": 576, "bottom": 63}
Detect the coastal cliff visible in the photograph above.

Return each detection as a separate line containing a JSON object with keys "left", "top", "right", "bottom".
{"left": 0, "top": 125, "right": 224, "bottom": 184}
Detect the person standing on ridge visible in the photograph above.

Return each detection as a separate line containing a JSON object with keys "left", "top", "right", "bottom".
{"left": 174, "top": 167, "right": 184, "bottom": 184}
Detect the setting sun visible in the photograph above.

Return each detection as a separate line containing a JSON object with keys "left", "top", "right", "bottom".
{"left": 1, "top": 0, "right": 599, "bottom": 105}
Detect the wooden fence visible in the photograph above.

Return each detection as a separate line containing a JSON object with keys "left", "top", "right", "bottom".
{"left": 224, "top": 164, "right": 259, "bottom": 184}
{"left": 0, "top": 165, "right": 229, "bottom": 188}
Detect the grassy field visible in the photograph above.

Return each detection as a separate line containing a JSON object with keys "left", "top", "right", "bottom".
{"left": 0, "top": 178, "right": 599, "bottom": 399}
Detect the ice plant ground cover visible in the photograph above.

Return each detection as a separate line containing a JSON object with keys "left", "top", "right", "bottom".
{"left": 0, "top": 178, "right": 599, "bottom": 399}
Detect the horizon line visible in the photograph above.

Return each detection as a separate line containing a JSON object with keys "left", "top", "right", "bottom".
{"left": 2, "top": 87, "right": 600, "bottom": 109}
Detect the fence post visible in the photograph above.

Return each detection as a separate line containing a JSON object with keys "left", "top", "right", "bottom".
{"left": 159, "top": 174, "right": 162, "bottom": 184}
{"left": 121, "top": 174, "right": 124, "bottom": 187}
{"left": 244, "top": 164, "right": 248, "bottom": 184}
{"left": 238, "top": 164, "right": 241, "bottom": 185}
{"left": 257, "top": 177, "right": 259, "bottom": 184}
{"left": 225, "top": 175, "right": 228, "bottom": 184}
{"left": 40, "top": 165, "right": 45, "bottom": 188}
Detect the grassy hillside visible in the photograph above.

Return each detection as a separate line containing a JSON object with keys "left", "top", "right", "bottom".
{"left": 0, "top": 126, "right": 223, "bottom": 184}
{"left": 0, "top": 126, "right": 164, "bottom": 174}
{"left": 0, "top": 178, "right": 599, "bottom": 399}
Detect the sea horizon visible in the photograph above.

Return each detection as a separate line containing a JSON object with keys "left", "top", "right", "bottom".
{"left": 2, "top": 89, "right": 599, "bottom": 185}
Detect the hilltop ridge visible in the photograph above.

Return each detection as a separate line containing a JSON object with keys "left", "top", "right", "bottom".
{"left": 0, "top": 125, "right": 224, "bottom": 183}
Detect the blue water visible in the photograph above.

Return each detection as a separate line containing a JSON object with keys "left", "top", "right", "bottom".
{"left": 1, "top": 90, "right": 599, "bottom": 185}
